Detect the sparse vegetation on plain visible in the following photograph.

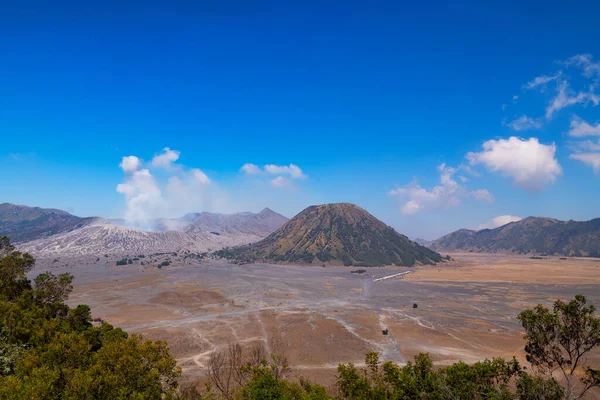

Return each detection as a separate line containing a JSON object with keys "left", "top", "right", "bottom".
{"left": 179, "top": 314, "right": 597, "bottom": 399}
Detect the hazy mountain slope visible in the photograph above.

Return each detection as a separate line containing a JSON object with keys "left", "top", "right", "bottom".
{"left": 216, "top": 203, "right": 443, "bottom": 266}
{"left": 19, "top": 219, "right": 262, "bottom": 257}
{"left": 125, "top": 208, "right": 288, "bottom": 234}
{"left": 431, "top": 216, "right": 600, "bottom": 256}
{"left": 186, "top": 208, "right": 288, "bottom": 236}
{"left": 0, "top": 203, "right": 95, "bottom": 243}
{"left": 7, "top": 203, "right": 287, "bottom": 259}
{"left": 413, "top": 238, "right": 432, "bottom": 247}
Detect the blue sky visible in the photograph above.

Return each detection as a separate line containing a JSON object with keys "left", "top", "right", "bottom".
{"left": 1, "top": 1, "right": 600, "bottom": 239}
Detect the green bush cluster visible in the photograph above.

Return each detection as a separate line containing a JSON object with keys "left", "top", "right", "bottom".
{"left": 0, "top": 237, "right": 181, "bottom": 399}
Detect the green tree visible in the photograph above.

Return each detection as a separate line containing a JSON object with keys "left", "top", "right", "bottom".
{"left": 0, "top": 328, "right": 26, "bottom": 375}
{"left": 334, "top": 352, "right": 563, "bottom": 400}
{"left": 240, "top": 363, "right": 332, "bottom": 400}
{"left": 33, "top": 271, "right": 74, "bottom": 307}
{"left": 66, "top": 335, "right": 181, "bottom": 399}
{"left": 0, "top": 236, "right": 35, "bottom": 301}
{"left": 518, "top": 295, "right": 600, "bottom": 399}
{"left": 439, "top": 357, "right": 520, "bottom": 399}
{"left": 0, "top": 236, "right": 181, "bottom": 400}
{"left": 516, "top": 373, "right": 564, "bottom": 400}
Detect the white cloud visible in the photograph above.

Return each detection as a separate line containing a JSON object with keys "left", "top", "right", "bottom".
{"left": 567, "top": 117, "right": 600, "bottom": 137}
{"left": 151, "top": 147, "right": 180, "bottom": 169}
{"left": 240, "top": 163, "right": 307, "bottom": 179}
{"left": 271, "top": 176, "right": 291, "bottom": 188}
{"left": 240, "top": 162, "right": 307, "bottom": 189}
{"left": 471, "top": 189, "right": 494, "bottom": 203}
{"left": 401, "top": 200, "right": 423, "bottom": 215}
{"left": 574, "top": 139, "right": 600, "bottom": 151}
{"left": 501, "top": 95, "right": 520, "bottom": 111}
{"left": 523, "top": 72, "right": 561, "bottom": 90}
{"left": 459, "top": 164, "right": 481, "bottom": 177}
{"left": 116, "top": 149, "right": 212, "bottom": 228}
{"left": 517, "top": 55, "right": 600, "bottom": 121}
{"left": 507, "top": 115, "right": 542, "bottom": 131}
{"left": 476, "top": 215, "right": 522, "bottom": 230}
{"left": 389, "top": 163, "right": 491, "bottom": 215}
{"left": 119, "top": 156, "right": 141, "bottom": 173}
{"left": 545, "top": 80, "right": 599, "bottom": 119}
{"left": 389, "top": 176, "right": 460, "bottom": 215}
{"left": 240, "top": 163, "right": 261, "bottom": 174}
{"left": 264, "top": 164, "right": 307, "bottom": 179}
{"left": 466, "top": 137, "right": 562, "bottom": 192}
{"left": 570, "top": 153, "right": 600, "bottom": 174}
{"left": 191, "top": 168, "right": 211, "bottom": 185}
{"left": 563, "top": 54, "right": 600, "bottom": 78}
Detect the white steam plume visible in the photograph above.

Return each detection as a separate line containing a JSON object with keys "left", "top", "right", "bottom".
{"left": 116, "top": 149, "right": 212, "bottom": 229}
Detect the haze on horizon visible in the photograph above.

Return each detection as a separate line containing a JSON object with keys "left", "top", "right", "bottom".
{"left": 2, "top": 1, "right": 600, "bottom": 240}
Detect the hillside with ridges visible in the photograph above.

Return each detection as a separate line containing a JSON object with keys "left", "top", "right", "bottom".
{"left": 0, "top": 203, "right": 95, "bottom": 243}
{"left": 431, "top": 216, "right": 600, "bottom": 256}
{"left": 185, "top": 207, "right": 288, "bottom": 236}
{"left": 216, "top": 203, "right": 443, "bottom": 266}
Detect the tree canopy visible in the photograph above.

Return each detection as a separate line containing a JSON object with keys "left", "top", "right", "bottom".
{"left": 0, "top": 236, "right": 181, "bottom": 399}
{"left": 518, "top": 294, "right": 600, "bottom": 399}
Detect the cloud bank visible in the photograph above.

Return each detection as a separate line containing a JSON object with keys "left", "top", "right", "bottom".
{"left": 566, "top": 116, "right": 600, "bottom": 174}
{"left": 514, "top": 54, "right": 600, "bottom": 175}
{"left": 240, "top": 163, "right": 307, "bottom": 189}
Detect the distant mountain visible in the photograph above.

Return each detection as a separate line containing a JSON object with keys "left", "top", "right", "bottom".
{"left": 430, "top": 216, "right": 600, "bottom": 256}
{"left": 0, "top": 203, "right": 95, "bottom": 243}
{"left": 19, "top": 219, "right": 260, "bottom": 257}
{"left": 128, "top": 208, "right": 288, "bottom": 235}
{"left": 185, "top": 208, "right": 288, "bottom": 237}
{"left": 11, "top": 205, "right": 287, "bottom": 259}
{"left": 216, "top": 203, "right": 443, "bottom": 266}
{"left": 413, "top": 238, "right": 432, "bottom": 247}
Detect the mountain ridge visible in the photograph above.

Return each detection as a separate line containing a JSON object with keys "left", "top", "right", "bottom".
{"left": 184, "top": 208, "right": 288, "bottom": 237}
{"left": 216, "top": 203, "right": 443, "bottom": 266}
{"left": 19, "top": 219, "right": 261, "bottom": 257}
{"left": 430, "top": 216, "right": 600, "bottom": 256}
{"left": 2, "top": 203, "right": 288, "bottom": 259}
{"left": 0, "top": 203, "right": 96, "bottom": 243}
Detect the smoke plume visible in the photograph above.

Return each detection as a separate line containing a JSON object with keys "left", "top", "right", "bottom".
{"left": 116, "top": 148, "right": 212, "bottom": 230}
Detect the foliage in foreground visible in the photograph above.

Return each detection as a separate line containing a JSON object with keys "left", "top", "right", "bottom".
{"left": 0, "top": 236, "right": 181, "bottom": 399}
{"left": 518, "top": 294, "right": 600, "bottom": 399}
{"left": 182, "top": 346, "right": 565, "bottom": 400}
